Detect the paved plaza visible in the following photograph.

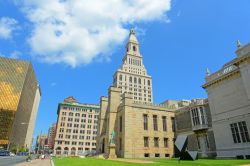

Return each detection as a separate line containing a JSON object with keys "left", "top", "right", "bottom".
{"left": 15, "top": 159, "right": 51, "bottom": 166}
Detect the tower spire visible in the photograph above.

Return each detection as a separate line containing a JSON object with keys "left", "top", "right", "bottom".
{"left": 128, "top": 28, "right": 138, "bottom": 44}
{"left": 237, "top": 40, "right": 242, "bottom": 49}
{"left": 206, "top": 68, "right": 211, "bottom": 77}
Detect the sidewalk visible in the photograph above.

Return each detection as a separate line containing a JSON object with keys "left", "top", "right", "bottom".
{"left": 15, "top": 159, "right": 51, "bottom": 166}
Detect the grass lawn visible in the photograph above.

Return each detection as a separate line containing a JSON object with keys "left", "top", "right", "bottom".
{"left": 53, "top": 157, "right": 250, "bottom": 166}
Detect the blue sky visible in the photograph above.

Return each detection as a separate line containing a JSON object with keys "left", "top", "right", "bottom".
{"left": 0, "top": 0, "right": 250, "bottom": 141}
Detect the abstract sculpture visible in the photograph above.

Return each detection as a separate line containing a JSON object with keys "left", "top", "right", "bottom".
{"left": 175, "top": 135, "right": 198, "bottom": 160}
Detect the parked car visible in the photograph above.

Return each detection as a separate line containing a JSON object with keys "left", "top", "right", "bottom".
{"left": 0, "top": 150, "right": 11, "bottom": 156}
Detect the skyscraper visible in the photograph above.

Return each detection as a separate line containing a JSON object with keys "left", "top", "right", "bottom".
{"left": 0, "top": 57, "right": 41, "bottom": 151}
{"left": 112, "top": 29, "right": 153, "bottom": 103}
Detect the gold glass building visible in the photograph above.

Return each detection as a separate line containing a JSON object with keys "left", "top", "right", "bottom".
{"left": 0, "top": 57, "right": 41, "bottom": 150}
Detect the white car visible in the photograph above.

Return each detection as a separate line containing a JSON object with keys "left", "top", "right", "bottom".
{"left": 9, "top": 152, "right": 15, "bottom": 157}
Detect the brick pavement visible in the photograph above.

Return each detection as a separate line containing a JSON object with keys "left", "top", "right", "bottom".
{"left": 15, "top": 159, "right": 51, "bottom": 166}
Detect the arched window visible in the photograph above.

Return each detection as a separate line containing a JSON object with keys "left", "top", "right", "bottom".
{"left": 129, "top": 76, "right": 132, "bottom": 83}
{"left": 133, "top": 45, "right": 137, "bottom": 51}
{"left": 56, "top": 147, "right": 62, "bottom": 155}
{"left": 71, "top": 147, "right": 76, "bottom": 155}
{"left": 69, "top": 112, "right": 73, "bottom": 116}
{"left": 138, "top": 78, "right": 141, "bottom": 84}
{"left": 134, "top": 77, "right": 137, "bottom": 83}
{"left": 75, "top": 113, "right": 80, "bottom": 117}
{"left": 148, "top": 80, "right": 151, "bottom": 86}
{"left": 119, "top": 75, "right": 122, "bottom": 81}
{"left": 64, "top": 147, "right": 69, "bottom": 155}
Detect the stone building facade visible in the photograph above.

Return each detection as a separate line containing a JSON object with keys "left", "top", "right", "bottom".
{"left": 35, "top": 134, "right": 49, "bottom": 154}
{"left": 53, "top": 97, "right": 100, "bottom": 156}
{"left": 175, "top": 99, "right": 216, "bottom": 158}
{"left": 97, "top": 30, "right": 175, "bottom": 158}
{"left": 0, "top": 57, "right": 41, "bottom": 151}
{"left": 202, "top": 41, "right": 250, "bottom": 158}
{"left": 48, "top": 123, "right": 57, "bottom": 151}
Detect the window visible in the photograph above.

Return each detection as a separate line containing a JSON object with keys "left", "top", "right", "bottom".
{"left": 164, "top": 138, "right": 168, "bottom": 148}
{"left": 134, "top": 77, "right": 137, "bottom": 83}
{"left": 75, "top": 113, "right": 80, "bottom": 117}
{"left": 144, "top": 137, "right": 149, "bottom": 147}
{"left": 69, "top": 112, "right": 73, "bottom": 116}
{"left": 129, "top": 76, "right": 132, "bottom": 83}
{"left": 155, "top": 153, "right": 160, "bottom": 157}
{"left": 148, "top": 80, "right": 151, "bottom": 86}
{"left": 162, "top": 116, "right": 167, "bottom": 131}
{"left": 230, "top": 121, "right": 250, "bottom": 143}
{"left": 138, "top": 78, "right": 141, "bottom": 84}
{"left": 119, "top": 138, "right": 122, "bottom": 151}
{"left": 196, "top": 136, "right": 200, "bottom": 149}
{"left": 143, "top": 114, "right": 148, "bottom": 130}
{"left": 154, "top": 137, "right": 159, "bottom": 147}
{"left": 119, "top": 75, "right": 122, "bottom": 81}
{"left": 120, "top": 116, "right": 122, "bottom": 132}
{"left": 144, "top": 153, "right": 150, "bottom": 157}
{"left": 191, "top": 108, "right": 200, "bottom": 125}
{"left": 171, "top": 117, "right": 176, "bottom": 132}
{"left": 133, "top": 45, "right": 136, "bottom": 51}
{"left": 205, "top": 135, "right": 210, "bottom": 148}
{"left": 153, "top": 115, "right": 158, "bottom": 131}
{"left": 238, "top": 121, "right": 250, "bottom": 143}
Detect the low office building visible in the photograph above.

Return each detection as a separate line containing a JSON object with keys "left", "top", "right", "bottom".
{"left": 0, "top": 57, "right": 41, "bottom": 151}
{"left": 97, "top": 30, "right": 176, "bottom": 158}
{"left": 175, "top": 99, "right": 216, "bottom": 158}
{"left": 202, "top": 41, "right": 250, "bottom": 158}
{"left": 53, "top": 97, "right": 100, "bottom": 156}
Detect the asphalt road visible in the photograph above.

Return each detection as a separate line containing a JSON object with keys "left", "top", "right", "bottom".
{"left": 0, "top": 156, "right": 27, "bottom": 166}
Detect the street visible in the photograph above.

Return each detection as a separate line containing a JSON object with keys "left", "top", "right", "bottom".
{"left": 0, "top": 156, "right": 26, "bottom": 166}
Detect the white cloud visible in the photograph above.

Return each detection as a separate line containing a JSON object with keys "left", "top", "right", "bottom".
{"left": 0, "top": 17, "right": 18, "bottom": 39}
{"left": 19, "top": 0, "right": 171, "bottom": 67}
{"left": 0, "top": 52, "right": 5, "bottom": 57}
{"left": 10, "top": 51, "right": 22, "bottom": 59}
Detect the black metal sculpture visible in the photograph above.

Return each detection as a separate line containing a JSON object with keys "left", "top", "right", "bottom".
{"left": 175, "top": 135, "right": 198, "bottom": 160}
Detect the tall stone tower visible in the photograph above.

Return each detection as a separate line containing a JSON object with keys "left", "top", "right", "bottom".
{"left": 112, "top": 29, "right": 153, "bottom": 103}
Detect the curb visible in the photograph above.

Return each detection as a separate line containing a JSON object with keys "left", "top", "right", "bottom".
{"left": 51, "top": 158, "right": 55, "bottom": 166}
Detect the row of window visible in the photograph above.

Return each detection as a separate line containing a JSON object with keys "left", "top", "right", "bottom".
{"left": 61, "top": 117, "right": 98, "bottom": 124}
{"left": 144, "top": 153, "right": 170, "bottom": 158}
{"left": 117, "top": 74, "right": 151, "bottom": 86}
{"left": 61, "top": 112, "right": 98, "bottom": 119}
{"left": 61, "top": 107, "right": 99, "bottom": 113}
{"left": 230, "top": 121, "right": 250, "bottom": 143}
{"left": 60, "top": 135, "right": 96, "bottom": 140}
{"left": 143, "top": 114, "right": 176, "bottom": 132}
{"left": 143, "top": 137, "right": 169, "bottom": 148}
{"left": 59, "top": 129, "right": 97, "bottom": 135}
{"left": 56, "top": 141, "right": 96, "bottom": 146}
{"left": 60, "top": 123, "right": 97, "bottom": 129}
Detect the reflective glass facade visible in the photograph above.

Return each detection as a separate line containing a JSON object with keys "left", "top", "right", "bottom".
{"left": 0, "top": 57, "right": 36, "bottom": 148}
